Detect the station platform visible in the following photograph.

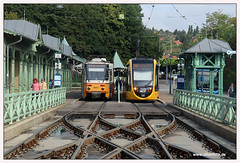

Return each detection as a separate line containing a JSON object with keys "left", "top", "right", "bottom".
{"left": 158, "top": 82, "right": 236, "bottom": 144}
{"left": 4, "top": 89, "right": 83, "bottom": 142}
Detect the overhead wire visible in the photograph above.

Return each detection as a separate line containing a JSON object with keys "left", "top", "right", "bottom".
{"left": 171, "top": 4, "right": 199, "bottom": 26}
{"left": 145, "top": 4, "right": 155, "bottom": 27}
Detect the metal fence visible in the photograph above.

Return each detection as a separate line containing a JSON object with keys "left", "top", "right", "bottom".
{"left": 173, "top": 89, "right": 236, "bottom": 126}
{"left": 4, "top": 88, "right": 66, "bottom": 125}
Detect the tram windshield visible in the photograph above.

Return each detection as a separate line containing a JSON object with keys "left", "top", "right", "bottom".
{"left": 86, "top": 64, "right": 106, "bottom": 80}
{"left": 132, "top": 63, "right": 153, "bottom": 87}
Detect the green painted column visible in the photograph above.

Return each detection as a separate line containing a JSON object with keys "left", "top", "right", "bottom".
{"left": 219, "top": 68, "right": 224, "bottom": 95}
{"left": 48, "top": 64, "right": 50, "bottom": 84}
{"left": 26, "top": 55, "right": 30, "bottom": 91}
{"left": 10, "top": 49, "right": 15, "bottom": 94}
{"left": 19, "top": 55, "right": 23, "bottom": 92}
{"left": 68, "top": 69, "right": 70, "bottom": 89}
{"left": 70, "top": 68, "right": 72, "bottom": 90}
{"left": 30, "top": 54, "right": 34, "bottom": 89}
{"left": 23, "top": 59, "right": 28, "bottom": 91}
{"left": 4, "top": 43, "right": 7, "bottom": 93}
{"left": 63, "top": 68, "right": 65, "bottom": 87}
{"left": 64, "top": 69, "right": 66, "bottom": 88}
{"left": 191, "top": 53, "right": 197, "bottom": 92}
{"left": 64, "top": 68, "right": 66, "bottom": 88}
{"left": 45, "top": 60, "right": 48, "bottom": 86}
{"left": 185, "top": 57, "right": 190, "bottom": 91}
{"left": 67, "top": 69, "right": 69, "bottom": 89}
{"left": 35, "top": 56, "right": 39, "bottom": 80}
{"left": 192, "top": 68, "right": 196, "bottom": 92}
{"left": 51, "top": 60, "right": 54, "bottom": 81}
{"left": 40, "top": 56, "right": 44, "bottom": 80}
{"left": 69, "top": 69, "right": 71, "bottom": 89}
{"left": 210, "top": 69, "right": 214, "bottom": 94}
{"left": 66, "top": 69, "right": 68, "bottom": 89}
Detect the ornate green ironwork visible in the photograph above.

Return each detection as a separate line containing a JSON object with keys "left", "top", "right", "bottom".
{"left": 173, "top": 89, "right": 236, "bottom": 126}
{"left": 4, "top": 88, "right": 66, "bottom": 125}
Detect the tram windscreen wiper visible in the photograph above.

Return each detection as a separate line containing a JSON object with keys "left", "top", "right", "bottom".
{"left": 144, "top": 80, "right": 153, "bottom": 87}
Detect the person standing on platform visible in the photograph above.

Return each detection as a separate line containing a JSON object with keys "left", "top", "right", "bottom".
{"left": 41, "top": 79, "right": 47, "bottom": 90}
{"left": 49, "top": 79, "right": 54, "bottom": 89}
{"left": 115, "top": 76, "right": 122, "bottom": 91}
{"left": 228, "top": 83, "right": 235, "bottom": 98}
{"left": 31, "top": 78, "right": 41, "bottom": 96}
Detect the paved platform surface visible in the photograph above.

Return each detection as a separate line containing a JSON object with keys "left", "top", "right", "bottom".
{"left": 4, "top": 89, "right": 83, "bottom": 144}
{"left": 157, "top": 81, "right": 236, "bottom": 144}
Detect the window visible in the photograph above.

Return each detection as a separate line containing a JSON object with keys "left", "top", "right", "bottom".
{"left": 86, "top": 64, "right": 106, "bottom": 80}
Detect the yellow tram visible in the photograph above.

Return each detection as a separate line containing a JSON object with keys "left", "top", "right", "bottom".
{"left": 123, "top": 58, "right": 159, "bottom": 101}
{"left": 81, "top": 58, "right": 114, "bottom": 100}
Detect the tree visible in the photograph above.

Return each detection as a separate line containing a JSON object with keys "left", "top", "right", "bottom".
{"left": 201, "top": 9, "right": 236, "bottom": 49}
{"left": 4, "top": 11, "right": 20, "bottom": 19}
{"left": 173, "top": 29, "right": 178, "bottom": 35}
{"left": 4, "top": 4, "right": 146, "bottom": 65}
{"left": 201, "top": 9, "right": 236, "bottom": 92}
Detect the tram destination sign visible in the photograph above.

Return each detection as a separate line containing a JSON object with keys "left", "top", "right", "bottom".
{"left": 88, "top": 64, "right": 105, "bottom": 68}
{"left": 133, "top": 64, "right": 152, "bottom": 68}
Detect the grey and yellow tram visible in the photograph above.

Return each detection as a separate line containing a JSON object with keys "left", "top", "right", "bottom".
{"left": 124, "top": 58, "right": 159, "bottom": 101}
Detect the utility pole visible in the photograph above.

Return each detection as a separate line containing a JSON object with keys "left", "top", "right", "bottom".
{"left": 169, "top": 38, "right": 173, "bottom": 94}
{"left": 166, "top": 58, "right": 168, "bottom": 84}
{"left": 24, "top": 9, "right": 25, "bottom": 20}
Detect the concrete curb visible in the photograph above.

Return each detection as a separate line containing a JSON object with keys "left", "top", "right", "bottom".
{"left": 168, "top": 103, "right": 236, "bottom": 143}
{"left": 4, "top": 103, "right": 67, "bottom": 142}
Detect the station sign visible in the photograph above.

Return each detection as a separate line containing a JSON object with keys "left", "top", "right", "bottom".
{"left": 55, "top": 52, "right": 62, "bottom": 58}
{"left": 54, "top": 74, "right": 62, "bottom": 86}
{"left": 55, "top": 62, "right": 61, "bottom": 69}
{"left": 177, "top": 75, "right": 184, "bottom": 90}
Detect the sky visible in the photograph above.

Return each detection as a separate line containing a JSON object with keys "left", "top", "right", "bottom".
{"left": 140, "top": 3, "right": 236, "bottom": 32}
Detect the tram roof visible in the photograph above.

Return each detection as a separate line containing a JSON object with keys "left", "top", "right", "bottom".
{"left": 132, "top": 58, "right": 154, "bottom": 63}
{"left": 181, "top": 38, "right": 232, "bottom": 55}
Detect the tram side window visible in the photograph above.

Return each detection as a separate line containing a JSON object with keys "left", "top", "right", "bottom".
{"left": 105, "top": 65, "right": 109, "bottom": 80}
{"left": 127, "top": 66, "right": 131, "bottom": 91}
{"left": 84, "top": 65, "right": 87, "bottom": 80}
{"left": 155, "top": 65, "right": 159, "bottom": 91}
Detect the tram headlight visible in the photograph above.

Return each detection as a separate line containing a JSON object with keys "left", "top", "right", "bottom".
{"left": 88, "top": 87, "right": 91, "bottom": 90}
{"left": 101, "top": 87, "right": 104, "bottom": 90}
{"left": 147, "top": 87, "right": 152, "bottom": 93}
{"left": 133, "top": 87, "right": 139, "bottom": 92}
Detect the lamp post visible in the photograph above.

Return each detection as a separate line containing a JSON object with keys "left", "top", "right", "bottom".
{"left": 169, "top": 37, "right": 173, "bottom": 94}
{"left": 169, "top": 53, "right": 172, "bottom": 94}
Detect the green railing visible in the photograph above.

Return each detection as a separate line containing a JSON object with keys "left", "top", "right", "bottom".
{"left": 173, "top": 89, "right": 236, "bottom": 126}
{"left": 4, "top": 88, "right": 66, "bottom": 125}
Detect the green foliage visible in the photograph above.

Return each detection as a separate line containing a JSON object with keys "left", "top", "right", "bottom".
{"left": 201, "top": 9, "right": 236, "bottom": 50}
{"left": 223, "top": 55, "right": 236, "bottom": 91}
{"left": 4, "top": 4, "right": 145, "bottom": 65}
{"left": 200, "top": 9, "right": 236, "bottom": 91}
{"left": 4, "top": 11, "right": 20, "bottom": 19}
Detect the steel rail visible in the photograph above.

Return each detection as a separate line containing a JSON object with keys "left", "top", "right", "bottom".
{"left": 69, "top": 101, "right": 142, "bottom": 159}
{"left": 4, "top": 101, "right": 87, "bottom": 159}
{"left": 132, "top": 103, "right": 173, "bottom": 159}
{"left": 154, "top": 100, "right": 236, "bottom": 159}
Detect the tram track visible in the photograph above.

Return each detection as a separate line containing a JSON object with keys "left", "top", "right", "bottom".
{"left": 4, "top": 100, "right": 236, "bottom": 159}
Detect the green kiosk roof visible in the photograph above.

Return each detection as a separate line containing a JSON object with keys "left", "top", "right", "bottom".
{"left": 113, "top": 51, "right": 124, "bottom": 69}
